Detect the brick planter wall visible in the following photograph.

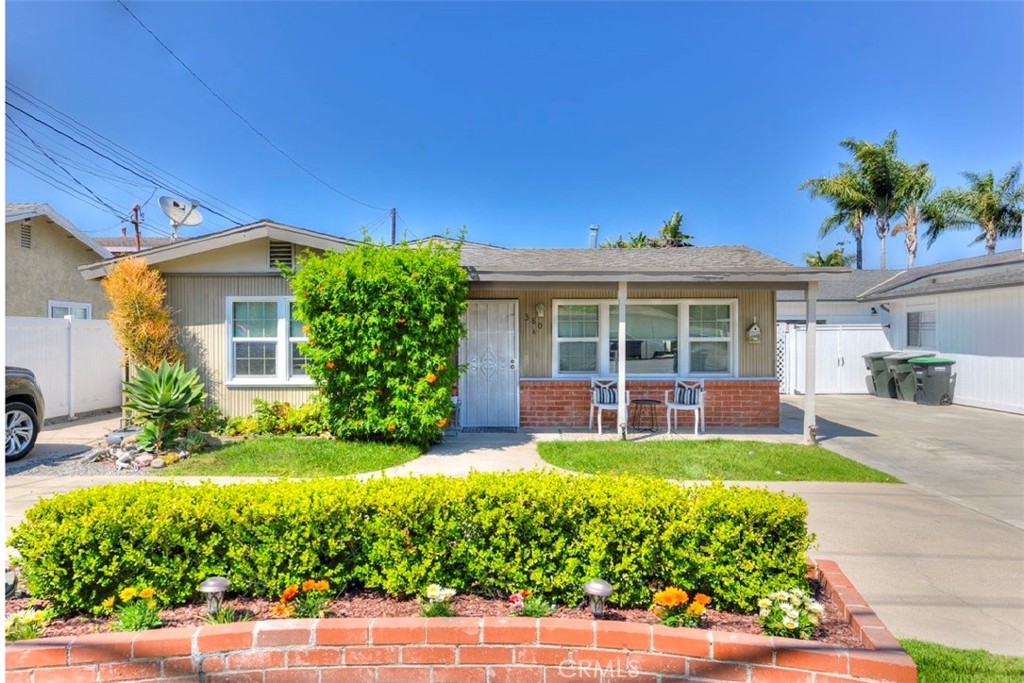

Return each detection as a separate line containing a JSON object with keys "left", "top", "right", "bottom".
{"left": 520, "top": 379, "right": 780, "bottom": 429}
{"left": 6, "top": 560, "right": 915, "bottom": 682}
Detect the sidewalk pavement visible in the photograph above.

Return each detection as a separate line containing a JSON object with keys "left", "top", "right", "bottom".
{"left": 5, "top": 401, "right": 1023, "bottom": 655}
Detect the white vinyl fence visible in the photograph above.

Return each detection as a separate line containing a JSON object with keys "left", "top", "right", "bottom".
{"left": 778, "top": 323, "right": 893, "bottom": 395}
{"left": 5, "top": 316, "right": 122, "bottom": 420}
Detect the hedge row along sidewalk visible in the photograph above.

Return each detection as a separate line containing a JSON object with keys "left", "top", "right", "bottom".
{"left": 5, "top": 560, "right": 917, "bottom": 683}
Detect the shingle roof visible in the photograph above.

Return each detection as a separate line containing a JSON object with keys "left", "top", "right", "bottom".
{"left": 858, "top": 250, "right": 1024, "bottom": 300}
{"left": 95, "top": 236, "right": 177, "bottom": 252}
{"left": 777, "top": 269, "right": 900, "bottom": 301}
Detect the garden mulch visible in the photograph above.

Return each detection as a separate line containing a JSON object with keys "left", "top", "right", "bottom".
{"left": 6, "top": 580, "right": 863, "bottom": 648}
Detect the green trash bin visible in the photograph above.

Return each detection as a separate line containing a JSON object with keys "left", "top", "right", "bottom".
{"left": 863, "top": 351, "right": 896, "bottom": 397}
{"left": 910, "top": 357, "right": 957, "bottom": 405}
{"left": 881, "top": 352, "right": 933, "bottom": 399}
{"left": 892, "top": 362, "right": 919, "bottom": 402}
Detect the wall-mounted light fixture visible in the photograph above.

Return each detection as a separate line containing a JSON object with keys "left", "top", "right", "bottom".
{"left": 524, "top": 303, "right": 545, "bottom": 334}
{"left": 746, "top": 315, "right": 762, "bottom": 344}
{"left": 870, "top": 307, "right": 878, "bottom": 315}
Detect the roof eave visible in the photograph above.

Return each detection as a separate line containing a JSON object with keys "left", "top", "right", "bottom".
{"left": 7, "top": 204, "right": 113, "bottom": 259}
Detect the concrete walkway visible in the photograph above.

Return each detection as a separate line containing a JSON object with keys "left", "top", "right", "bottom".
{"left": 5, "top": 398, "right": 1023, "bottom": 655}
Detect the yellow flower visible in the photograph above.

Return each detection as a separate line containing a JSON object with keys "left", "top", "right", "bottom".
{"left": 653, "top": 587, "right": 688, "bottom": 608}
{"left": 693, "top": 593, "right": 711, "bottom": 607}
{"left": 686, "top": 602, "right": 706, "bottom": 616}
{"left": 426, "top": 372, "right": 438, "bottom": 384}
{"left": 146, "top": 599, "right": 157, "bottom": 609}
{"left": 270, "top": 601, "right": 295, "bottom": 618}
{"left": 139, "top": 587, "right": 155, "bottom": 599}
{"left": 101, "top": 597, "right": 116, "bottom": 610}
{"left": 387, "top": 424, "right": 396, "bottom": 432}
{"left": 119, "top": 587, "right": 138, "bottom": 601}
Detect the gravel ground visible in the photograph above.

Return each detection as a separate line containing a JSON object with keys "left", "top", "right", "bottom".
{"left": 4, "top": 447, "right": 152, "bottom": 478}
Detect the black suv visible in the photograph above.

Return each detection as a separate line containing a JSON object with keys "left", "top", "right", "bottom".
{"left": 6, "top": 367, "right": 45, "bottom": 462}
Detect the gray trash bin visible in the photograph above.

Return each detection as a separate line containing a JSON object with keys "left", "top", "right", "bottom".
{"left": 863, "top": 351, "right": 896, "bottom": 397}
{"left": 880, "top": 352, "right": 933, "bottom": 399}
{"left": 910, "top": 357, "right": 957, "bottom": 405}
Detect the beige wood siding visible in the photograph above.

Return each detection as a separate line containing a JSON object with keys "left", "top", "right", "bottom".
{"left": 469, "top": 287, "right": 775, "bottom": 378}
{"left": 164, "top": 274, "right": 315, "bottom": 416}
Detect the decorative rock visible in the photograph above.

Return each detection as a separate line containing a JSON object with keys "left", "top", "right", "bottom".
{"left": 162, "top": 453, "right": 179, "bottom": 465}
{"left": 134, "top": 454, "right": 154, "bottom": 466}
{"left": 123, "top": 443, "right": 140, "bottom": 453}
{"left": 117, "top": 460, "right": 137, "bottom": 471}
{"left": 150, "top": 458, "right": 166, "bottom": 469}
{"left": 116, "top": 452, "right": 134, "bottom": 464}
{"left": 79, "top": 448, "right": 106, "bottom": 463}
{"left": 106, "top": 426, "right": 143, "bottom": 447}
{"left": 178, "top": 450, "right": 190, "bottom": 459}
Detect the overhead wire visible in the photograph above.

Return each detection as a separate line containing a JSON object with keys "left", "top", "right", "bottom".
{"left": 115, "top": 0, "right": 389, "bottom": 213}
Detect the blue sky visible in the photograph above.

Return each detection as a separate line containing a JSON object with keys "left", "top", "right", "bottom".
{"left": 5, "top": 1, "right": 1022, "bottom": 268}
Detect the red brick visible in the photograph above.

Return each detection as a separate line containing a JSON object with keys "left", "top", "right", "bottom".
{"left": 595, "top": 621, "right": 652, "bottom": 650}
{"left": 344, "top": 645, "right": 399, "bottom": 665}
{"left": 652, "top": 625, "right": 712, "bottom": 657}
{"left": 401, "top": 644, "right": 457, "bottom": 664}
{"left": 379, "top": 667, "right": 431, "bottom": 683}
{"left": 372, "top": 617, "right": 427, "bottom": 644}
{"left": 774, "top": 641, "right": 848, "bottom": 674}
{"left": 197, "top": 622, "right": 256, "bottom": 652}
{"left": 321, "top": 669, "right": 375, "bottom": 683}
{"left": 286, "top": 647, "right": 343, "bottom": 667}
{"left": 861, "top": 626, "right": 901, "bottom": 651}
{"left": 434, "top": 666, "right": 487, "bottom": 683}
{"left": 573, "top": 647, "right": 633, "bottom": 672}
{"left": 207, "top": 673, "right": 263, "bottom": 683}
{"left": 226, "top": 650, "right": 285, "bottom": 670}
{"left": 687, "top": 658, "right": 750, "bottom": 681}
{"left": 427, "top": 616, "right": 481, "bottom": 643}
{"left": 133, "top": 628, "right": 197, "bottom": 658}
{"left": 162, "top": 657, "right": 198, "bottom": 676}
{"left": 71, "top": 632, "right": 135, "bottom": 663}
{"left": 750, "top": 666, "right": 814, "bottom": 683}
{"left": 256, "top": 619, "right": 315, "bottom": 647}
{"left": 5, "top": 637, "right": 73, "bottom": 669}
{"left": 627, "top": 652, "right": 687, "bottom": 675}
{"left": 483, "top": 617, "right": 538, "bottom": 644}
{"left": 848, "top": 651, "right": 918, "bottom": 683}
{"left": 460, "top": 645, "right": 514, "bottom": 664}
{"left": 539, "top": 619, "right": 594, "bottom": 647}
{"left": 4, "top": 672, "right": 31, "bottom": 683}
{"left": 201, "top": 655, "right": 226, "bottom": 672}
{"left": 98, "top": 661, "right": 162, "bottom": 681}
{"left": 316, "top": 618, "right": 371, "bottom": 645}
{"left": 35, "top": 665, "right": 97, "bottom": 683}
{"left": 264, "top": 670, "right": 320, "bottom": 683}
{"left": 514, "top": 645, "right": 570, "bottom": 665}
{"left": 488, "top": 665, "right": 544, "bottom": 683}
{"left": 713, "top": 631, "right": 775, "bottom": 664}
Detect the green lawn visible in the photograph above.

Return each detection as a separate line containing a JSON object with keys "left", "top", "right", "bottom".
{"left": 902, "top": 640, "right": 1024, "bottom": 683}
{"left": 156, "top": 437, "right": 421, "bottom": 477}
{"left": 537, "top": 439, "right": 899, "bottom": 482}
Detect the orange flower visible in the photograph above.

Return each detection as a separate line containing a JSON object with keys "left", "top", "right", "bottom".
{"left": 302, "top": 325, "right": 309, "bottom": 334}
{"left": 653, "top": 587, "right": 688, "bottom": 608}
{"left": 398, "top": 318, "right": 406, "bottom": 324}
{"left": 373, "top": 347, "right": 380, "bottom": 355}
{"left": 281, "top": 584, "right": 299, "bottom": 601}
{"left": 437, "top": 417, "right": 448, "bottom": 428}
{"left": 375, "top": 388, "right": 383, "bottom": 394}
{"left": 387, "top": 424, "right": 396, "bottom": 432}
{"left": 436, "top": 363, "right": 445, "bottom": 371}
{"left": 326, "top": 360, "right": 335, "bottom": 369}
{"left": 426, "top": 372, "right": 437, "bottom": 384}
{"left": 315, "top": 580, "right": 329, "bottom": 592}
{"left": 270, "top": 601, "right": 295, "bottom": 618}
{"left": 693, "top": 593, "right": 711, "bottom": 607}
{"left": 302, "top": 579, "right": 317, "bottom": 592}
{"left": 686, "top": 602, "right": 706, "bottom": 616}
{"left": 410, "top": 272, "right": 419, "bottom": 279}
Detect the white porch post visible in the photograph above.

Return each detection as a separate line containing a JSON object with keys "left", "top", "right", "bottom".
{"left": 617, "top": 280, "right": 627, "bottom": 438}
{"left": 803, "top": 281, "right": 818, "bottom": 444}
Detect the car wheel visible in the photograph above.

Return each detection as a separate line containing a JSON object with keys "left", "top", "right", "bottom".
{"left": 6, "top": 402, "right": 39, "bottom": 462}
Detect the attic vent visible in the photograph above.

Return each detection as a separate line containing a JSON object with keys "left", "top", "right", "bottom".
{"left": 269, "top": 241, "right": 294, "bottom": 269}
{"left": 20, "top": 223, "right": 32, "bottom": 248}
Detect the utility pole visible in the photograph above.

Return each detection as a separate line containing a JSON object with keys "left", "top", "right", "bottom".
{"left": 390, "top": 208, "right": 397, "bottom": 245}
{"left": 131, "top": 204, "right": 142, "bottom": 252}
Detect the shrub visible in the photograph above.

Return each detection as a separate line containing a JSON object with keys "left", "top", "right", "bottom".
{"left": 123, "top": 360, "right": 207, "bottom": 451}
{"left": 190, "top": 405, "right": 227, "bottom": 433}
{"left": 102, "top": 257, "right": 182, "bottom": 368}
{"left": 225, "top": 399, "right": 328, "bottom": 437}
{"left": 287, "top": 238, "right": 468, "bottom": 448}
{"left": 10, "top": 474, "right": 812, "bottom": 614}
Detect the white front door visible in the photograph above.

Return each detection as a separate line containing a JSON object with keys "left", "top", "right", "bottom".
{"left": 461, "top": 300, "right": 519, "bottom": 428}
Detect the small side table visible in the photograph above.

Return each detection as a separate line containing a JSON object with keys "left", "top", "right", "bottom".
{"left": 630, "top": 399, "right": 660, "bottom": 432}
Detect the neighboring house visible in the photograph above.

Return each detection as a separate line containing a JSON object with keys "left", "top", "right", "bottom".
{"left": 5, "top": 203, "right": 113, "bottom": 319}
{"left": 858, "top": 250, "right": 1024, "bottom": 414}
{"left": 777, "top": 269, "right": 895, "bottom": 325}
{"left": 81, "top": 221, "right": 840, "bottom": 432}
{"left": 95, "top": 235, "right": 176, "bottom": 255}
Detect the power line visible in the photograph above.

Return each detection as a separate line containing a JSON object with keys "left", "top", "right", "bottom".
{"left": 115, "top": 0, "right": 389, "bottom": 212}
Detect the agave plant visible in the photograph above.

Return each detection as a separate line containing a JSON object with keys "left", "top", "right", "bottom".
{"left": 123, "top": 361, "right": 207, "bottom": 450}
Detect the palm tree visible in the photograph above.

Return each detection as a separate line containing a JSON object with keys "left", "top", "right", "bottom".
{"left": 657, "top": 210, "right": 694, "bottom": 247}
{"left": 890, "top": 161, "right": 934, "bottom": 268}
{"left": 804, "top": 242, "right": 855, "bottom": 267}
{"left": 799, "top": 164, "right": 870, "bottom": 270}
{"left": 925, "top": 164, "right": 1024, "bottom": 255}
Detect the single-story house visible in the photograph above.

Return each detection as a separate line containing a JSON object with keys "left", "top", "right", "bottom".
{"left": 6, "top": 203, "right": 113, "bottom": 319}
{"left": 95, "top": 235, "right": 176, "bottom": 255}
{"left": 858, "top": 250, "right": 1024, "bottom": 414}
{"left": 80, "top": 221, "right": 843, "bottom": 437}
{"left": 777, "top": 269, "right": 895, "bottom": 325}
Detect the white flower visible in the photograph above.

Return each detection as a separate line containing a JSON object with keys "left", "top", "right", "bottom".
{"left": 808, "top": 603, "right": 824, "bottom": 616}
{"left": 425, "top": 584, "right": 443, "bottom": 601}
{"left": 808, "top": 614, "right": 820, "bottom": 626}
{"left": 757, "top": 598, "right": 772, "bottom": 609}
{"left": 439, "top": 588, "right": 456, "bottom": 602}
{"left": 790, "top": 588, "right": 805, "bottom": 598}
{"left": 759, "top": 608, "right": 770, "bottom": 617}
{"left": 783, "top": 617, "right": 798, "bottom": 629}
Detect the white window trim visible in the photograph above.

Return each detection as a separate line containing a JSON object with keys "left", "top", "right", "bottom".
{"left": 225, "top": 296, "right": 314, "bottom": 387}
{"left": 48, "top": 300, "right": 92, "bottom": 319}
{"left": 906, "top": 304, "right": 938, "bottom": 350}
{"left": 551, "top": 298, "right": 739, "bottom": 379}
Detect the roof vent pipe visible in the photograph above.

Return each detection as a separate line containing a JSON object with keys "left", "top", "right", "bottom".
{"left": 589, "top": 224, "right": 600, "bottom": 249}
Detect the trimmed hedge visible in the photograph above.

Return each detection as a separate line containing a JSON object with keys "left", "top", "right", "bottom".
{"left": 10, "top": 473, "right": 813, "bottom": 614}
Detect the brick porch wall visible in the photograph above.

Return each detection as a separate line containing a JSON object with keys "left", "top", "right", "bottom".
{"left": 520, "top": 379, "right": 780, "bottom": 429}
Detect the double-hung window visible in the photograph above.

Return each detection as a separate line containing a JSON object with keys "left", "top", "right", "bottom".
{"left": 907, "top": 308, "right": 936, "bottom": 349}
{"left": 48, "top": 300, "right": 91, "bottom": 319}
{"left": 227, "top": 297, "right": 310, "bottom": 385}
{"left": 552, "top": 299, "right": 737, "bottom": 377}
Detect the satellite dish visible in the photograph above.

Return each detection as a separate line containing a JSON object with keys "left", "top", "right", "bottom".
{"left": 159, "top": 196, "right": 203, "bottom": 239}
